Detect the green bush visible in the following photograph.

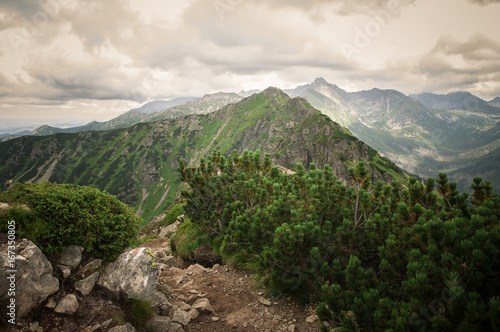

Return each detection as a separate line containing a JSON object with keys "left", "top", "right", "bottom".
{"left": 178, "top": 150, "right": 500, "bottom": 331}
{"left": 0, "top": 182, "right": 141, "bottom": 260}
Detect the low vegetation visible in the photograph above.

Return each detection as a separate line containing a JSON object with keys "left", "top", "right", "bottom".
{"left": 0, "top": 182, "right": 141, "bottom": 261}
{"left": 177, "top": 150, "right": 500, "bottom": 331}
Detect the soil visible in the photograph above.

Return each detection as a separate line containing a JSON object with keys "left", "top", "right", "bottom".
{"left": 159, "top": 263, "right": 321, "bottom": 332}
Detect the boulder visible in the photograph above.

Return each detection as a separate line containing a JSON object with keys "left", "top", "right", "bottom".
{"left": 54, "top": 293, "right": 79, "bottom": 315}
{"left": 58, "top": 245, "right": 84, "bottom": 269}
{"left": 0, "top": 239, "right": 59, "bottom": 319}
{"left": 75, "top": 271, "right": 100, "bottom": 296}
{"left": 97, "top": 247, "right": 159, "bottom": 302}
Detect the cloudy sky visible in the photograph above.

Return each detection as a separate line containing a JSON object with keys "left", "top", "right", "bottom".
{"left": 1, "top": 0, "right": 499, "bottom": 132}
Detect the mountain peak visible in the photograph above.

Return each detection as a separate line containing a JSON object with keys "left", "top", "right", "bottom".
{"left": 313, "top": 77, "right": 329, "bottom": 85}
{"left": 261, "top": 86, "right": 290, "bottom": 100}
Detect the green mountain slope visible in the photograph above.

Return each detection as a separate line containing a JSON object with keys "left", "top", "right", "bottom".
{"left": 0, "top": 88, "right": 409, "bottom": 222}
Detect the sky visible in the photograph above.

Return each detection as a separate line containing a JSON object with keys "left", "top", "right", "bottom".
{"left": 1, "top": 0, "right": 500, "bottom": 133}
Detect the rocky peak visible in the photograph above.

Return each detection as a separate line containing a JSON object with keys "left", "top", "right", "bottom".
{"left": 261, "top": 86, "right": 290, "bottom": 101}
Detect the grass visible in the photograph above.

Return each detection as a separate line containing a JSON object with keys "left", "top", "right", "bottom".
{"left": 169, "top": 219, "right": 211, "bottom": 260}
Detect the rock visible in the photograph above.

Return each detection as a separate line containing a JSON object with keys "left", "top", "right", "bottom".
{"left": 146, "top": 316, "right": 171, "bottom": 331}
{"left": 107, "top": 323, "right": 136, "bottom": 332}
{"left": 169, "top": 322, "right": 184, "bottom": 332}
{"left": 54, "top": 294, "right": 79, "bottom": 315}
{"left": 97, "top": 247, "right": 159, "bottom": 302}
{"left": 45, "top": 296, "right": 58, "bottom": 309}
{"left": 158, "top": 220, "right": 181, "bottom": 237}
{"left": 258, "top": 296, "right": 272, "bottom": 306}
{"left": 306, "top": 314, "right": 319, "bottom": 323}
{"left": 178, "top": 301, "right": 191, "bottom": 311}
{"left": 0, "top": 239, "right": 59, "bottom": 319}
{"left": 152, "top": 290, "right": 169, "bottom": 309}
{"left": 157, "top": 284, "right": 172, "bottom": 297}
{"left": 160, "top": 301, "right": 173, "bottom": 316}
{"left": 192, "top": 298, "right": 214, "bottom": 314}
{"left": 188, "top": 308, "right": 200, "bottom": 320}
{"left": 58, "top": 264, "right": 72, "bottom": 279}
{"left": 154, "top": 247, "right": 172, "bottom": 263}
{"left": 212, "top": 316, "right": 220, "bottom": 322}
{"left": 58, "top": 245, "right": 84, "bottom": 269}
{"left": 172, "top": 309, "right": 191, "bottom": 326}
{"left": 162, "top": 255, "right": 181, "bottom": 268}
{"left": 186, "top": 263, "right": 206, "bottom": 274}
{"left": 288, "top": 324, "right": 296, "bottom": 332}
{"left": 75, "top": 271, "right": 100, "bottom": 296}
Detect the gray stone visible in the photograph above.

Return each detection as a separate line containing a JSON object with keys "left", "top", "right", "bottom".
{"left": 97, "top": 247, "right": 159, "bottom": 302}
{"left": 58, "top": 264, "right": 72, "bottom": 279}
{"left": 160, "top": 301, "right": 173, "bottom": 316}
{"left": 75, "top": 271, "right": 100, "bottom": 296}
{"left": 45, "top": 296, "right": 58, "bottom": 309}
{"left": 107, "top": 323, "right": 136, "bottom": 332}
{"left": 306, "top": 314, "right": 319, "bottom": 323}
{"left": 54, "top": 294, "right": 79, "bottom": 315}
{"left": 172, "top": 309, "right": 191, "bottom": 326}
{"left": 169, "top": 322, "right": 185, "bottom": 332}
{"left": 146, "top": 316, "right": 171, "bottom": 331}
{"left": 0, "top": 239, "right": 59, "bottom": 319}
{"left": 192, "top": 298, "right": 213, "bottom": 314}
{"left": 188, "top": 308, "right": 200, "bottom": 320}
{"left": 58, "top": 245, "right": 84, "bottom": 269}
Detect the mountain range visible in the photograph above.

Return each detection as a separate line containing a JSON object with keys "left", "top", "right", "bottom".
{"left": 284, "top": 78, "right": 500, "bottom": 192}
{"left": 1, "top": 78, "right": 499, "bottom": 218}
{"left": 0, "top": 88, "right": 409, "bottom": 222}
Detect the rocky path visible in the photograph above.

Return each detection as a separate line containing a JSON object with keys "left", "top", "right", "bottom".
{"left": 146, "top": 237, "right": 322, "bottom": 332}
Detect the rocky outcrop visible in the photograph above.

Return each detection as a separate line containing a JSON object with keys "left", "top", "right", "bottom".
{"left": 0, "top": 239, "right": 59, "bottom": 319}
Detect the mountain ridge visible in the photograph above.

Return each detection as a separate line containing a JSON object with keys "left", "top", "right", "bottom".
{"left": 0, "top": 87, "right": 409, "bottom": 222}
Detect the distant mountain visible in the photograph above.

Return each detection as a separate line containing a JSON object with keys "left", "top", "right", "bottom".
{"left": 489, "top": 97, "right": 500, "bottom": 107}
{"left": 286, "top": 78, "right": 500, "bottom": 192}
{"left": 140, "top": 92, "right": 242, "bottom": 122}
{"left": 0, "top": 88, "right": 409, "bottom": 222}
{"left": 30, "top": 93, "right": 242, "bottom": 137}
{"left": 409, "top": 91, "right": 487, "bottom": 109}
{"left": 128, "top": 97, "right": 199, "bottom": 114}
{"left": 0, "top": 130, "right": 32, "bottom": 141}
{"left": 238, "top": 89, "right": 262, "bottom": 97}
